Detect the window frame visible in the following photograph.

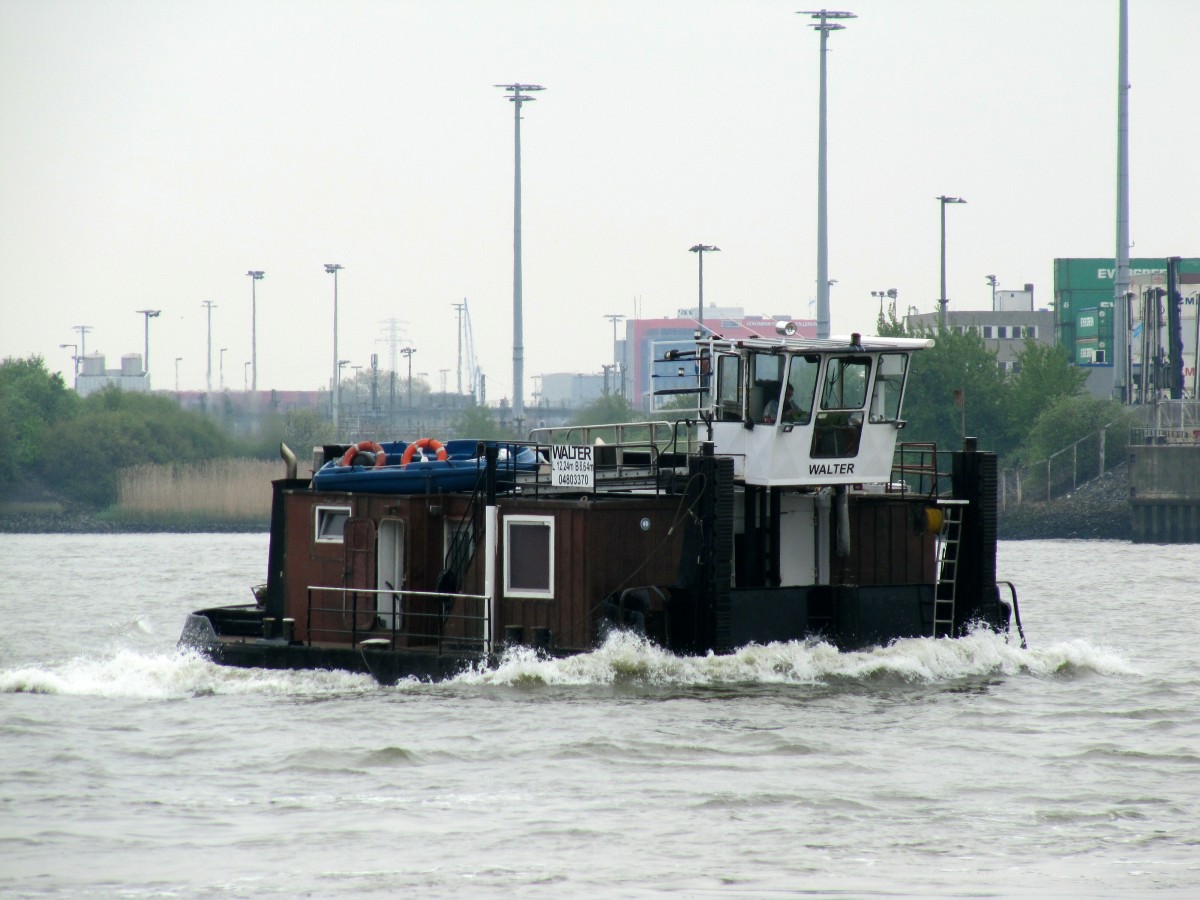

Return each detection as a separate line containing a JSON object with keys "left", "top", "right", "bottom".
{"left": 504, "top": 514, "right": 555, "bottom": 600}
{"left": 314, "top": 505, "right": 353, "bottom": 544}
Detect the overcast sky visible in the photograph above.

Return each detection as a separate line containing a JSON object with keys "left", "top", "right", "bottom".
{"left": 2, "top": 0, "right": 1196, "bottom": 399}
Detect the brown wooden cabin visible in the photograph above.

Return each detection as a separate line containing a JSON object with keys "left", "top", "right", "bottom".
{"left": 279, "top": 486, "right": 687, "bottom": 653}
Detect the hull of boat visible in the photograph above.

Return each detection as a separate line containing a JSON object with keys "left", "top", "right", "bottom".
{"left": 180, "top": 611, "right": 484, "bottom": 684}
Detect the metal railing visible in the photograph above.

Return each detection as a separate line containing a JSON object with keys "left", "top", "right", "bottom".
{"left": 1130, "top": 427, "right": 1200, "bottom": 446}
{"left": 999, "top": 425, "right": 1117, "bottom": 508}
{"left": 890, "top": 442, "right": 948, "bottom": 497}
{"left": 305, "top": 585, "right": 490, "bottom": 655}
{"left": 519, "top": 420, "right": 699, "bottom": 495}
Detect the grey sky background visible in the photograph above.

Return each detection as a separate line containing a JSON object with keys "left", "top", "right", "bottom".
{"left": 2, "top": 0, "right": 1196, "bottom": 398}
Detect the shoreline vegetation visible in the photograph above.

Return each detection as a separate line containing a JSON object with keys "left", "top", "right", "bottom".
{"left": 0, "top": 460, "right": 1133, "bottom": 541}
{"left": 0, "top": 459, "right": 275, "bottom": 533}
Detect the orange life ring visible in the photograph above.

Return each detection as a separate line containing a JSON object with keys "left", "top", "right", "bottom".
{"left": 339, "top": 440, "right": 387, "bottom": 468}
{"left": 400, "top": 437, "right": 449, "bottom": 467}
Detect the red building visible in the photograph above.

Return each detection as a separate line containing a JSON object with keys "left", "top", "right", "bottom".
{"left": 625, "top": 309, "right": 816, "bottom": 410}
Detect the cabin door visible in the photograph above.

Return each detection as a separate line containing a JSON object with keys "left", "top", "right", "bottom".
{"left": 343, "top": 517, "right": 378, "bottom": 632}
{"left": 377, "top": 518, "right": 406, "bottom": 630}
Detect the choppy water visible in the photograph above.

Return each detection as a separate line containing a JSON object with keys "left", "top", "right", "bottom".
{"left": 1, "top": 534, "right": 1198, "bottom": 897}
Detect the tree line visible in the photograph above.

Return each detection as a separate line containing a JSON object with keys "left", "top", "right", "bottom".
{"left": 1, "top": 331, "right": 1135, "bottom": 512}
{"left": 873, "top": 310, "right": 1137, "bottom": 466}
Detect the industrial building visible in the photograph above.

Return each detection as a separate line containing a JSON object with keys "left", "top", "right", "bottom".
{"left": 74, "top": 353, "right": 151, "bottom": 397}
{"left": 620, "top": 308, "right": 816, "bottom": 411}
{"left": 903, "top": 283, "right": 1055, "bottom": 374}
{"left": 1054, "top": 257, "right": 1200, "bottom": 400}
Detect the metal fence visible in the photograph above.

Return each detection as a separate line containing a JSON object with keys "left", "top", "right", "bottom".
{"left": 999, "top": 426, "right": 1117, "bottom": 509}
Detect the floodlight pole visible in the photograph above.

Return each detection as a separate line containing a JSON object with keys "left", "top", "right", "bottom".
{"left": 799, "top": 9, "right": 855, "bottom": 339}
{"left": 496, "top": 82, "right": 545, "bottom": 423}
{"left": 136, "top": 309, "right": 161, "bottom": 374}
{"left": 325, "top": 263, "right": 344, "bottom": 432}
{"left": 246, "top": 270, "right": 264, "bottom": 392}
{"left": 604, "top": 313, "right": 626, "bottom": 399}
{"left": 452, "top": 300, "right": 466, "bottom": 394}
{"left": 937, "top": 195, "right": 966, "bottom": 325}
{"left": 401, "top": 346, "right": 416, "bottom": 423}
{"left": 201, "top": 300, "right": 217, "bottom": 393}
{"left": 688, "top": 245, "right": 720, "bottom": 333}
{"left": 1113, "top": 0, "right": 1130, "bottom": 402}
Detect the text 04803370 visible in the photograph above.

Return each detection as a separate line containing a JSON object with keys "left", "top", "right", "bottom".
{"left": 551, "top": 445, "right": 594, "bottom": 489}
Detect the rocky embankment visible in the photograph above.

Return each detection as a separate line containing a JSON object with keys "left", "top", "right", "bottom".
{"left": 997, "top": 462, "right": 1131, "bottom": 541}
{"left": 0, "top": 508, "right": 265, "bottom": 533}
{"left": 0, "top": 483, "right": 265, "bottom": 533}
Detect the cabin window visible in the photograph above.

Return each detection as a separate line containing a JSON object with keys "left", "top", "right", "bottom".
{"left": 314, "top": 505, "right": 352, "bottom": 543}
{"left": 869, "top": 353, "right": 908, "bottom": 423}
{"left": 716, "top": 354, "right": 743, "bottom": 421}
{"left": 505, "top": 515, "right": 555, "bottom": 599}
{"left": 782, "top": 354, "right": 819, "bottom": 426}
{"left": 748, "top": 352, "right": 785, "bottom": 422}
{"left": 820, "top": 356, "right": 871, "bottom": 411}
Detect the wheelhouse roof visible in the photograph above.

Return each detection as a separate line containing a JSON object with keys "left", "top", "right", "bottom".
{"left": 705, "top": 334, "right": 935, "bottom": 353}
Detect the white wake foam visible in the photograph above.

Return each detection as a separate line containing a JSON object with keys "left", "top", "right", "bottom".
{"left": 450, "top": 627, "right": 1140, "bottom": 687}
{"left": 0, "top": 630, "right": 1138, "bottom": 698}
{"left": 0, "top": 648, "right": 375, "bottom": 699}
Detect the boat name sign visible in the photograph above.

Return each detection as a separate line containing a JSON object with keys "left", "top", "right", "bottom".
{"left": 551, "top": 444, "right": 594, "bottom": 488}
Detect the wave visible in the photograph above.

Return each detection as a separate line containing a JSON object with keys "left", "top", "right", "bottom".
{"left": 452, "top": 627, "right": 1141, "bottom": 687}
{"left": 0, "top": 630, "right": 1138, "bottom": 698}
{"left": 0, "top": 649, "right": 375, "bottom": 699}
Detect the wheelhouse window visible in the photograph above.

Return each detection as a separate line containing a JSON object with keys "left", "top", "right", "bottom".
{"left": 716, "top": 353, "right": 743, "bottom": 421}
{"left": 812, "top": 356, "right": 870, "bottom": 459}
{"left": 783, "top": 354, "right": 819, "bottom": 426}
{"left": 314, "top": 505, "right": 352, "bottom": 543}
{"left": 505, "top": 515, "right": 554, "bottom": 599}
{"left": 869, "top": 353, "right": 908, "bottom": 423}
{"left": 749, "top": 352, "right": 785, "bottom": 423}
{"left": 820, "top": 356, "right": 871, "bottom": 410}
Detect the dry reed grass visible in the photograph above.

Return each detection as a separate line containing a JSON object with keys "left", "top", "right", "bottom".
{"left": 117, "top": 459, "right": 278, "bottom": 523}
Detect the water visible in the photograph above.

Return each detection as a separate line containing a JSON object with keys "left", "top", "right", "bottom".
{"left": 2, "top": 534, "right": 1198, "bottom": 897}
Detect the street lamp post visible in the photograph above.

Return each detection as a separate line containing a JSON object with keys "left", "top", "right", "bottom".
{"left": 175, "top": 357, "right": 183, "bottom": 393}
{"left": 246, "top": 270, "right": 264, "bottom": 392}
{"left": 799, "top": 9, "right": 856, "bottom": 340}
{"left": 136, "top": 309, "right": 161, "bottom": 375}
{"left": 59, "top": 344, "right": 78, "bottom": 383}
{"left": 986, "top": 274, "right": 998, "bottom": 310}
{"left": 936, "top": 195, "right": 967, "bottom": 325}
{"left": 872, "top": 289, "right": 898, "bottom": 322}
{"left": 495, "top": 82, "right": 545, "bottom": 424}
{"left": 604, "top": 313, "right": 626, "bottom": 399}
{"left": 351, "top": 365, "right": 363, "bottom": 427}
{"left": 400, "top": 346, "right": 416, "bottom": 424}
{"left": 338, "top": 360, "right": 350, "bottom": 421}
{"left": 244, "top": 361, "right": 251, "bottom": 392}
{"left": 201, "top": 300, "right": 217, "bottom": 392}
{"left": 688, "top": 245, "right": 720, "bottom": 333}
{"left": 219, "top": 347, "right": 227, "bottom": 391}
{"left": 325, "top": 263, "right": 344, "bottom": 432}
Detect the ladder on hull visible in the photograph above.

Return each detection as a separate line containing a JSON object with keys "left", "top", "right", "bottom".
{"left": 932, "top": 501, "right": 967, "bottom": 638}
